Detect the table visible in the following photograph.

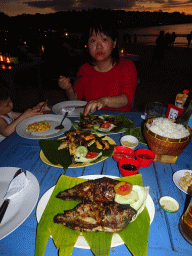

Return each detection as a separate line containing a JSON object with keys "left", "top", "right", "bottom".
{"left": 0, "top": 110, "right": 192, "bottom": 256}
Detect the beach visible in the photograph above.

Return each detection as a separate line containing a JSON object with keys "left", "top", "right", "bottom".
{"left": 13, "top": 43, "right": 192, "bottom": 112}
{"left": 121, "top": 43, "right": 192, "bottom": 112}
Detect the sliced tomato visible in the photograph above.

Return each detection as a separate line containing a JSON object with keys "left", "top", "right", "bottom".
{"left": 85, "top": 152, "right": 98, "bottom": 159}
{"left": 114, "top": 181, "right": 133, "bottom": 195}
{"left": 101, "top": 122, "right": 111, "bottom": 129}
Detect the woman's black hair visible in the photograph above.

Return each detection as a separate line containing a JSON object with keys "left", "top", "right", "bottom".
{"left": 84, "top": 10, "right": 119, "bottom": 65}
{"left": 0, "top": 85, "right": 10, "bottom": 102}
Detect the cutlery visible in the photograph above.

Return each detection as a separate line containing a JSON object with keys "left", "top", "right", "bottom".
{"left": 55, "top": 111, "right": 68, "bottom": 130}
{"left": 175, "top": 99, "right": 192, "bottom": 128}
{"left": 39, "top": 99, "right": 48, "bottom": 112}
{"left": 0, "top": 168, "right": 27, "bottom": 224}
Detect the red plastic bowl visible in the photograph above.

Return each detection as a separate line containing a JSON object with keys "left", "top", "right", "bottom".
{"left": 118, "top": 158, "right": 140, "bottom": 177}
{"left": 112, "top": 146, "right": 135, "bottom": 162}
{"left": 135, "top": 149, "right": 155, "bottom": 167}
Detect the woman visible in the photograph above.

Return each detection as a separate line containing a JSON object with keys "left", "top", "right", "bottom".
{"left": 58, "top": 12, "right": 137, "bottom": 116}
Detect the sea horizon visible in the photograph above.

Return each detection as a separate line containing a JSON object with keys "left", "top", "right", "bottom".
{"left": 118, "top": 23, "right": 192, "bottom": 47}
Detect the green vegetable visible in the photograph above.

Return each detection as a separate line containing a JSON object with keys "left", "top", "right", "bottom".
{"left": 75, "top": 146, "right": 88, "bottom": 158}
{"left": 93, "top": 124, "right": 100, "bottom": 129}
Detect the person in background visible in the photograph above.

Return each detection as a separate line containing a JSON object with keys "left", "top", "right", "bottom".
{"left": 58, "top": 10, "right": 137, "bottom": 116}
{"left": 0, "top": 85, "right": 48, "bottom": 142}
{"left": 151, "top": 30, "right": 167, "bottom": 66}
{"left": 187, "top": 32, "right": 192, "bottom": 47}
{"left": 170, "top": 32, "right": 176, "bottom": 46}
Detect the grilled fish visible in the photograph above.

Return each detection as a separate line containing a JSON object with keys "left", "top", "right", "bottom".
{"left": 56, "top": 177, "right": 119, "bottom": 203}
{"left": 54, "top": 201, "right": 136, "bottom": 232}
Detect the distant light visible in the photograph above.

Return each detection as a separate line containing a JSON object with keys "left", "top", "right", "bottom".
{"left": 65, "top": 32, "right": 69, "bottom": 37}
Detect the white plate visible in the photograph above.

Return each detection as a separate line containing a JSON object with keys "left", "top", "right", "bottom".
{"left": 52, "top": 101, "right": 87, "bottom": 117}
{"left": 0, "top": 167, "right": 39, "bottom": 240}
{"left": 16, "top": 114, "right": 72, "bottom": 139}
{"left": 173, "top": 169, "right": 192, "bottom": 194}
{"left": 36, "top": 175, "right": 155, "bottom": 249}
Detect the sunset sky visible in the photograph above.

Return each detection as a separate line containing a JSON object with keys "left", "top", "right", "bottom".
{"left": 0, "top": 0, "right": 192, "bottom": 17}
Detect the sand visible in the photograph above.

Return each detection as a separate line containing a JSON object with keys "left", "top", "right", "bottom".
{"left": 120, "top": 43, "right": 192, "bottom": 112}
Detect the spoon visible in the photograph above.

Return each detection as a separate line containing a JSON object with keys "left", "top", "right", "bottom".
{"left": 55, "top": 111, "right": 68, "bottom": 130}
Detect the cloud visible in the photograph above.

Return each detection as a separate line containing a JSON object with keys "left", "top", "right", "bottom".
{"left": 23, "top": 0, "right": 137, "bottom": 11}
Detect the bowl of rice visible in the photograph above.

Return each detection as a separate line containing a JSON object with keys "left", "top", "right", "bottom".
{"left": 143, "top": 117, "right": 192, "bottom": 157}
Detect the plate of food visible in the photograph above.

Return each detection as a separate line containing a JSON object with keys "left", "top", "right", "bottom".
{"left": 72, "top": 114, "right": 134, "bottom": 134}
{"left": 39, "top": 129, "right": 116, "bottom": 170}
{"left": 16, "top": 114, "right": 72, "bottom": 139}
{"left": 173, "top": 169, "right": 192, "bottom": 194}
{"left": 35, "top": 174, "right": 153, "bottom": 255}
{"left": 52, "top": 101, "right": 87, "bottom": 117}
{"left": 0, "top": 167, "right": 39, "bottom": 240}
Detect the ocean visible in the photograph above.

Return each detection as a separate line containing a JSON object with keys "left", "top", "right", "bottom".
{"left": 118, "top": 23, "right": 192, "bottom": 47}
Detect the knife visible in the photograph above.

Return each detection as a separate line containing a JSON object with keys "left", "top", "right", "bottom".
{"left": 0, "top": 168, "right": 26, "bottom": 224}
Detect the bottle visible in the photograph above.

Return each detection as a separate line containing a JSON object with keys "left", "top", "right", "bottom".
{"left": 179, "top": 196, "right": 192, "bottom": 244}
{"left": 175, "top": 90, "right": 189, "bottom": 109}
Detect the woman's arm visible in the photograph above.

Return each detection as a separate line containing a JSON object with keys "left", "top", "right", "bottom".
{"left": 83, "top": 94, "right": 127, "bottom": 116}
{"left": 58, "top": 76, "right": 78, "bottom": 100}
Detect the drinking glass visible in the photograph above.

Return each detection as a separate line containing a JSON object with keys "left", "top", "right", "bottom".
{"left": 179, "top": 197, "right": 192, "bottom": 245}
{"left": 145, "top": 102, "right": 164, "bottom": 120}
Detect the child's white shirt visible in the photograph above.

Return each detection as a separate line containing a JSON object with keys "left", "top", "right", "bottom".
{"left": 0, "top": 112, "right": 14, "bottom": 142}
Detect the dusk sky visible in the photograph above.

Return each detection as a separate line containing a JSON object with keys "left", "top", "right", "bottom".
{"left": 0, "top": 0, "right": 192, "bottom": 17}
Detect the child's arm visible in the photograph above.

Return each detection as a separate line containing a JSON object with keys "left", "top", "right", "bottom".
{"left": 0, "top": 108, "right": 43, "bottom": 137}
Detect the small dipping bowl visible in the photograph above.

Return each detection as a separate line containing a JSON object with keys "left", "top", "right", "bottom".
{"left": 60, "top": 107, "right": 75, "bottom": 114}
{"left": 113, "top": 146, "right": 135, "bottom": 162}
{"left": 159, "top": 196, "right": 180, "bottom": 213}
{"left": 120, "top": 135, "right": 139, "bottom": 150}
{"left": 118, "top": 158, "right": 140, "bottom": 177}
{"left": 135, "top": 149, "right": 155, "bottom": 167}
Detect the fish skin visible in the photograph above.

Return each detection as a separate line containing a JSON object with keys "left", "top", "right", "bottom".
{"left": 56, "top": 177, "right": 119, "bottom": 203}
{"left": 54, "top": 201, "right": 137, "bottom": 232}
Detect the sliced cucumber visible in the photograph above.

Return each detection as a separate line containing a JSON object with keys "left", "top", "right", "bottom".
{"left": 93, "top": 124, "right": 100, "bottom": 130}
{"left": 75, "top": 146, "right": 88, "bottom": 158}
{"left": 75, "top": 152, "right": 102, "bottom": 163}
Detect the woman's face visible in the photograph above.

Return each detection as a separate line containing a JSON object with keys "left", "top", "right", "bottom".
{"left": 0, "top": 97, "right": 13, "bottom": 115}
{"left": 88, "top": 30, "right": 116, "bottom": 63}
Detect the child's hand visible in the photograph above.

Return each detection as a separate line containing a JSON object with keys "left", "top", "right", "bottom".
{"left": 58, "top": 76, "right": 72, "bottom": 91}
{"left": 20, "top": 108, "right": 43, "bottom": 120}
{"left": 33, "top": 101, "right": 49, "bottom": 112}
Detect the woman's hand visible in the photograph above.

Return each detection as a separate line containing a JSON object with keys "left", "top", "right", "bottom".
{"left": 84, "top": 98, "right": 107, "bottom": 116}
{"left": 58, "top": 76, "right": 72, "bottom": 91}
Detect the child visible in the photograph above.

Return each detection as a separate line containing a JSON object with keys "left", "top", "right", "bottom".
{"left": 0, "top": 85, "right": 48, "bottom": 142}
{"left": 58, "top": 10, "right": 137, "bottom": 116}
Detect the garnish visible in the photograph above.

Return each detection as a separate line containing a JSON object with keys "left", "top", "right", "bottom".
{"left": 114, "top": 181, "right": 133, "bottom": 195}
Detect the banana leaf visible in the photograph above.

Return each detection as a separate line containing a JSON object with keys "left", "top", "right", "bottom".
{"left": 73, "top": 114, "right": 134, "bottom": 134}
{"left": 35, "top": 174, "right": 150, "bottom": 256}
{"left": 125, "top": 127, "right": 147, "bottom": 145}
{"left": 39, "top": 135, "right": 116, "bottom": 171}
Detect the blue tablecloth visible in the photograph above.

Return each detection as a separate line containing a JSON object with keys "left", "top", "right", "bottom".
{"left": 0, "top": 110, "right": 192, "bottom": 256}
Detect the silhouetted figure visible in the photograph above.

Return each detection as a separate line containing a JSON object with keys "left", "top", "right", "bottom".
{"left": 187, "top": 32, "right": 192, "bottom": 47}
{"left": 151, "top": 31, "right": 167, "bottom": 67}
{"left": 170, "top": 32, "right": 176, "bottom": 46}
{"left": 165, "top": 32, "right": 171, "bottom": 47}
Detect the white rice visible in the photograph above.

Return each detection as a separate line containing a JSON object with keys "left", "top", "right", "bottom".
{"left": 146, "top": 117, "right": 190, "bottom": 139}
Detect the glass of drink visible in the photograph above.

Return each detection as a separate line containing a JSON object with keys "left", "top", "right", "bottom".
{"left": 179, "top": 197, "right": 192, "bottom": 244}
{"left": 145, "top": 102, "right": 164, "bottom": 120}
